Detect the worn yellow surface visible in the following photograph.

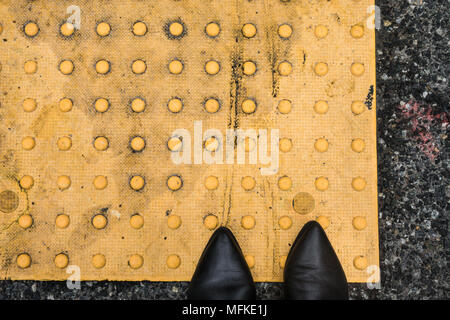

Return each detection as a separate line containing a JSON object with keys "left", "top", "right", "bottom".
{"left": 0, "top": 0, "right": 378, "bottom": 282}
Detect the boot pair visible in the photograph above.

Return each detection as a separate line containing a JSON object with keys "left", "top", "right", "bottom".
{"left": 187, "top": 221, "right": 348, "bottom": 300}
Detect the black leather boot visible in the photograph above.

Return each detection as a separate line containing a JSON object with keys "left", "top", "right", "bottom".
{"left": 284, "top": 221, "right": 349, "bottom": 300}
{"left": 187, "top": 227, "right": 256, "bottom": 300}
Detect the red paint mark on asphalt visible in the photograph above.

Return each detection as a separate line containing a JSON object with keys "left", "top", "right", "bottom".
{"left": 397, "top": 101, "right": 448, "bottom": 162}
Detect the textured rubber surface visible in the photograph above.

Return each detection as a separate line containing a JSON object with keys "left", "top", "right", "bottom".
{"left": 0, "top": 0, "right": 378, "bottom": 282}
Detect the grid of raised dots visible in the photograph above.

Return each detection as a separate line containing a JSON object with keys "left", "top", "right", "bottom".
{"left": 0, "top": 0, "right": 377, "bottom": 282}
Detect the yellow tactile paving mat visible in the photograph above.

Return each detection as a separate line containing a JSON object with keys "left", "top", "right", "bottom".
{"left": 0, "top": 0, "right": 379, "bottom": 282}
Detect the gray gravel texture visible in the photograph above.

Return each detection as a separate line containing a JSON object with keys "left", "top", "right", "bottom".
{"left": 0, "top": 0, "right": 448, "bottom": 300}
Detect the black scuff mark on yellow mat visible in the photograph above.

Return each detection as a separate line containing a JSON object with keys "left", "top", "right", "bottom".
{"left": 268, "top": 44, "right": 279, "bottom": 98}
{"left": 365, "top": 85, "right": 374, "bottom": 110}
{"left": 264, "top": 20, "right": 280, "bottom": 98}
{"left": 263, "top": 1, "right": 280, "bottom": 98}
{"left": 222, "top": 21, "right": 246, "bottom": 226}
{"left": 229, "top": 52, "right": 244, "bottom": 130}
{"left": 264, "top": 26, "right": 292, "bottom": 98}
{"left": 299, "top": 49, "right": 307, "bottom": 70}
{"left": 222, "top": 85, "right": 238, "bottom": 225}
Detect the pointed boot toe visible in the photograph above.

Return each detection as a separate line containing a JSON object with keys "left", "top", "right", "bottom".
{"left": 187, "top": 227, "right": 256, "bottom": 300}
{"left": 284, "top": 221, "right": 349, "bottom": 300}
